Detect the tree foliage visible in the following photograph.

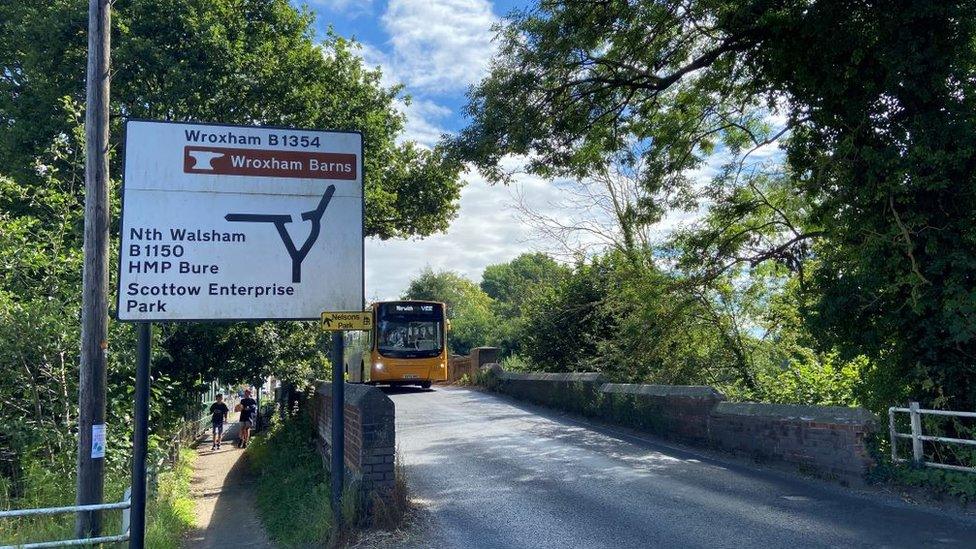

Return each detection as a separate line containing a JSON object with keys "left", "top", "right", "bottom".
{"left": 0, "top": 0, "right": 463, "bottom": 497}
{"left": 451, "top": 0, "right": 976, "bottom": 410}
{"left": 0, "top": 0, "right": 463, "bottom": 238}
{"left": 402, "top": 268, "right": 496, "bottom": 356}
{"left": 481, "top": 253, "right": 570, "bottom": 317}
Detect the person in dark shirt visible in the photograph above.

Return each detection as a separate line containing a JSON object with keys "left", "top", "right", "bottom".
{"left": 209, "top": 394, "right": 229, "bottom": 450}
{"left": 237, "top": 389, "right": 257, "bottom": 448}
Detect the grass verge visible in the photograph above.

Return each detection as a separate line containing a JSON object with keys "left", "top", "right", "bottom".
{"left": 248, "top": 414, "right": 334, "bottom": 546}
{"left": 0, "top": 449, "right": 194, "bottom": 547}
{"left": 0, "top": 461, "right": 126, "bottom": 546}
{"left": 145, "top": 448, "right": 196, "bottom": 548}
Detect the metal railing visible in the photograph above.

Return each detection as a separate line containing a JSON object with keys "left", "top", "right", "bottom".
{"left": 889, "top": 402, "right": 976, "bottom": 473}
{"left": 0, "top": 488, "right": 130, "bottom": 548}
{"left": 0, "top": 386, "right": 224, "bottom": 548}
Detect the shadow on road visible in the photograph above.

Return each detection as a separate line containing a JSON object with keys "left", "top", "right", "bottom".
{"left": 379, "top": 385, "right": 436, "bottom": 396}
{"left": 389, "top": 387, "right": 976, "bottom": 549}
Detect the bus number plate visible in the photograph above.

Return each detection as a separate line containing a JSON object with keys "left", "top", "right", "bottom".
{"left": 403, "top": 374, "right": 419, "bottom": 379}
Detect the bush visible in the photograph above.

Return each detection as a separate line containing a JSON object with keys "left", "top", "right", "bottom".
{"left": 872, "top": 464, "right": 976, "bottom": 504}
{"left": 501, "top": 354, "right": 534, "bottom": 372}
{"left": 146, "top": 449, "right": 196, "bottom": 549}
{"left": 724, "top": 352, "right": 867, "bottom": 407}
{"left": 248, "top": 415, "right": 333, "bottom": 546}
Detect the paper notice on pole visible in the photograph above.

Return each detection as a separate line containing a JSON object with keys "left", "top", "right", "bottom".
{"left": 91, "top": 423, "right": 106, "bottom": 459}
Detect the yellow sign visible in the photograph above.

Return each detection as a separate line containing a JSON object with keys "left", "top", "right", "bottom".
{"left": 320, "top": 311, "right": 372, "bottom": 331}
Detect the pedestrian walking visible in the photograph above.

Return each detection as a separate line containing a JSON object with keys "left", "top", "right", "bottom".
{"left": 236, "top": 389, "right": 257, "bottom": 448}
{"left": 209, "top": 394, "right": 229, "bottom": 450}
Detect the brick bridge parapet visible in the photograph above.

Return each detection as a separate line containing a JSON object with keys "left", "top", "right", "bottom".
{"left": 311, "top": 381, "right": 396, "bottom": 498}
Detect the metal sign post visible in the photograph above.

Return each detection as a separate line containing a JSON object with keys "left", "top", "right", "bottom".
{"left": 129, "top": 323, "right": 151, "bottom": 548}
{"left": 320, "top": 312, "right": 371, "bottom": 522}
{"left": 118, "top": 120, "right": 364, "bottom": 546}
{"left": 330, "top": 333, "right": 345, "bottom": 524}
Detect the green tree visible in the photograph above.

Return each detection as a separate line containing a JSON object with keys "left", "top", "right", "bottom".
{"left": 480, "top": 253, "right": 570, "bottom": 355}
{"left": 402, "top": 269, "right": 495, "bottom": 355}
{"left": 0, "top": 0, "right": 462, "bottom": 238}
{"left": 0, "top": 0, "right": 466, "bottom": 502}
{"left": 519, "top": 257, "right": 617, "bottom": 372}
{"left": 451, "top": 0, "right": 976, "bottom": 411}
{"left": 481, "top": 253, "right": 570, "bottom": 316}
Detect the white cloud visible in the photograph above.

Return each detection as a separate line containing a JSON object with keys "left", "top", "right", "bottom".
{"left": 381, "top": 0, "right": 498, "bottom": 92}
{"left": 365, "top": 165, "right": 561, "bottom": 301}
{"left": 396, "top": 98, "right": 452, "bottom": 147}
{"left": 363, "top": 153, "right": 726, "bottom": 301}
{"left": 355, "top": 42, "right": 452, "bottom": 148}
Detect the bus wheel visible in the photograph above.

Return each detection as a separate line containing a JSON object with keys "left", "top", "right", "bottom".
{"left": 421, "top": 381, "right": 432, "bottom": 390}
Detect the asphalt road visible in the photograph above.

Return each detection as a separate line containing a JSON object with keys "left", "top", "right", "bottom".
{"left": 388, "top": 387, "right": 976, "bottom": 549}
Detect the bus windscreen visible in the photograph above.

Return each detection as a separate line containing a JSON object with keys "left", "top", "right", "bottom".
{"left": 375, "top": 303, "right": 444, "bottom": 358}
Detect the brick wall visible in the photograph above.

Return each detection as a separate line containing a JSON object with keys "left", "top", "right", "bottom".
{"left": 486, "top": 365, "right": 605, "bottom": 416}
{"left": 710, "top": 402, "right": 876, "bottom": 480}
{"left": 447, "top": 347, "right": 500, "bottom": 383}
{"left": 447, "top": 355, "right": 472, "bottom": 383}
{"left": 311, "top": 381, "right": 396, "bottom": 497}
{"left": 600, "top": 384, "right": 725, "bottom": 444}
{"left": 482, "top": 365, "right": 877, "bottom": 483}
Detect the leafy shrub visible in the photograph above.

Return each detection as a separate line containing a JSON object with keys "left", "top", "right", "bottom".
{"left": 733, "top": 352, "right": 868, "bottom": 407}
{"left": 145, "top": 449, "right": 196, "bottom": 549}
{"left": 501, "top": 354, "right": 534, "bottom": 372}
{"left": 248, "top": 415, "right": 333, "bottom": 546}
{"left": 891, "top": 466, "right": 976, "bottom": 504}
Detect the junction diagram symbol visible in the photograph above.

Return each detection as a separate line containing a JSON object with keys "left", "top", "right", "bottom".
{"left": 225, "top": 184, "right": 336, "bottom": 283}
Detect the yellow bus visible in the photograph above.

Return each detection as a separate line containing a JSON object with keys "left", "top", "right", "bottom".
{"left": 344, "top": 300, "right": 448, "bottom": 388}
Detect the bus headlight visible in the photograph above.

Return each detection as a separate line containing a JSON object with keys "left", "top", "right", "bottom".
{"left": 375, "top": 362, "right": 384, "bottom": 371}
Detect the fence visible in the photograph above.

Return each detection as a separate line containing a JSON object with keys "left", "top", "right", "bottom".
{"left": 0, "top": 391, "right": 218, "bottom": 548}
{"left": 888, "top": 402, "right": 976, "bottom": 473}
{"left": 0, "top": 489, "right": 131, "bottom": 548}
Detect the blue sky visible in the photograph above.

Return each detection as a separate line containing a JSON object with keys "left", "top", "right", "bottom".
{"left": 301, "top": 0, "right": 527, "bottom": 138}
{"left": 293, "top": 0, "right": 558, "bottom": 300}
{"left": 293, "top": 1, "right": 757, "bottom": 300}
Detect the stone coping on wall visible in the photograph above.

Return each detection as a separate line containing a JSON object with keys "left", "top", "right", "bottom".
{"left": 495, "top": 370, "right": 605, "bottom": 382}
{"left": 481, "top": 365, "right": 877, "bottom": 481}
{"left": 713, "top": 402, "right": 877, "bottom": 424}
{"left": 315, "top": 380, "right": 393, "bottom": 412}
{"left": 600, "top": 383, "right": 726, "bottom": 400}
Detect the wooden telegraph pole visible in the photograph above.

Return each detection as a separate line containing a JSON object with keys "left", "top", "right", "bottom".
{"left": 76, "top": 0, "right": 111, "bottom": 538}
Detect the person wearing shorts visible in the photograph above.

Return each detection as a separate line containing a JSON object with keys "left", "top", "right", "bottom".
{"left": 209, "top": 394, "right": 229, "bottom": 450}
{"left": 237, "top": 389, "right": 257, "bottom": 448}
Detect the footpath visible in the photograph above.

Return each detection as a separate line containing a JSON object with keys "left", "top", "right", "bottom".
{"left": 184, "top": 421, "right": 273, "bottom": 548}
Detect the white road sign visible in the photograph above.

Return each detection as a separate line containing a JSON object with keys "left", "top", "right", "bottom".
{"left": 117, "top": 120, "right": 363, "bottom": 321}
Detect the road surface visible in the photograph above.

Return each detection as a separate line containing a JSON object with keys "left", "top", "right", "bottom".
{"left": 389, "top": 387, "right": 975, "bottom": 549}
